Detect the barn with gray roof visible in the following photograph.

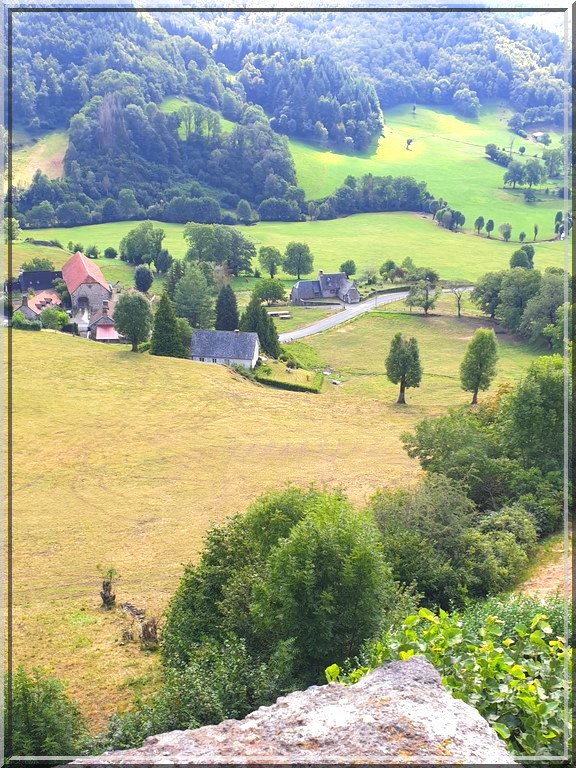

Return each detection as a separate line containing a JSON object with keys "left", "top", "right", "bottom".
{"left": 190, "top": 329, "right": 260, "bottom": 369}
{"left": 291, "top": 270, "right": 360, "bottom": 305}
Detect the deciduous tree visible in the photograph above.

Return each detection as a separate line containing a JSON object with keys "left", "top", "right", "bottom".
{"left": 284, "top": 242, "right": 313, "bottom": 280}
{"left": 460, "top": 328, "right": 499, "bottom": 404}
{"left": 258, "top": 246, "right": 284, "bottom": 279}
{"left": 340, "top": 259, "right": 356, "bottom": 277}
{"left": 385, "top": 333, "right": 422, "bottom": 404}
{"left": 134, "top": 265, "right": 154, "bottom": 293}
{"left": 113, "top": 292, "right": 152, "bottom": 352}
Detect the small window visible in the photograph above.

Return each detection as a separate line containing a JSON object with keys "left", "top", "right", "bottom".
{"left": 212, "top": 358, "right": 217, "bottom": 363}
{"left": 199, "top": 357, "right": 205, "bottom": 362}
{"left": 225, "top": 359, "right": 230, "bottom": 365}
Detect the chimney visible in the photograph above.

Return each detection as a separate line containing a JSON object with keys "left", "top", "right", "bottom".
{"left": 102, "top": 300, "right": 109, "bottom": 316}
{"left": 21, "top": 294, "right": 28, "bottom": 307}
{"left": 234, "top": 328, "right": 240, "bottom": 333}
{"left": 319, "top": 270, "right": 324, "bottom": 276}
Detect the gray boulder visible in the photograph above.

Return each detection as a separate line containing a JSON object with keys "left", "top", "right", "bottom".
{"left": 68, "top": 656, "right": 517, "bottom": 764}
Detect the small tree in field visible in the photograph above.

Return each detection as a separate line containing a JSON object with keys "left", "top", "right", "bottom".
{"left": 258, "top": 246, "right": 284, "bottom": 279}
{"left": 151, "top": 292, "right": 185, "bottom": 358}
{"left": 474, "top": 216, "right": 485, "bottom": 235}
{"left": 405, "top": 280, "right": 441, "bottom": 315}
{"left": 284, "top": 242, "right": 313, "bottom": 280}
{"left": 519, "top": 231, "right": 526, "bottom": 243}
{"left": 486, "top": 219, "right": 495, "bottom": 238}
{"left": 253, "top": 279, "right": 286, "bottom": 306}
{"left": 460, "top": 328, "right": 498, "bottom": 405}
{"left": 385, "top": 333, "right": 422, "bottom": 404}
{"left": 449, "top": 284, "right": 467, "bottom": 317}
{"left": 113, "top": 292, "right": 152, "bottom": 351}
{"left": 533, "top": 224, "right": 539, "bottom": 241}
{"left": 340, "top": 259, "right": 356, "bottom": 278}
{"left": 499, "top": 222, "right": 512, "bottom": 242}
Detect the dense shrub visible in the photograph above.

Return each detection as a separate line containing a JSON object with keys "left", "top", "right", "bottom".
{"left": 254, "top": 372, "right": 323, "bottom": 394}
{"left": 12, "top": 311, "right": 42, "bottom": 331}
{"left": 7, "top": 665, "right": 88, "bottom": 757}
{"left": 328, "top": 608, "right": 571, "bottom": 757}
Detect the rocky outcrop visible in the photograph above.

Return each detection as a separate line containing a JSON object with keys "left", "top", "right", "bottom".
{"left": 71, "top": 656, "right": 517, "bottom": 765}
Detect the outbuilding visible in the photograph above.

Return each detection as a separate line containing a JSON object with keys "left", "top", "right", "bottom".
{"left": 189, "top": 329, "right": 260, "bottom": 369}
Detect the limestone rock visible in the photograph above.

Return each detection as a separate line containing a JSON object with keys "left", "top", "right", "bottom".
{"left": 70, "top": 656, "right": 517, "bottom": 764}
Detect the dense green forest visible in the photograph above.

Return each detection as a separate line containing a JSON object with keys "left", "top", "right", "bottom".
{"left": 7, "top": 9, "right": 569, "bottom": 228}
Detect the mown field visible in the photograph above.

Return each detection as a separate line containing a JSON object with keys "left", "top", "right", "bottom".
{"left": 10, "top": 126, "right": 68, "bottom": 187}
{"left": 26, "top": 212, "right": 565, "bottom": 284}
{"left": 290, "top": 102, "right": 566, "bottom": 237}
{"left": 7, "top": 298, "right": 539, "bottom": 731}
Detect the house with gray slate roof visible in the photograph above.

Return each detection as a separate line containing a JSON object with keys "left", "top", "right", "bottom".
{"left": 291, "top": 270, "right": 360, "bottom": 305}
{"left": 190, "top": 329, "right": 260, "bottom": 369}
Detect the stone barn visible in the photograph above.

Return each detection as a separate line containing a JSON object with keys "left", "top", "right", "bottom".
{"left": 62, "top": 252, "right": 112, "bottom": 313}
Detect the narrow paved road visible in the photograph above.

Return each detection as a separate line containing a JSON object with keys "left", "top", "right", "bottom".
{"left": 279, "top": 290, "right": 410, "bottom": 343}
{"left": 279, "top": 288, "right": 469, "bottom": 343}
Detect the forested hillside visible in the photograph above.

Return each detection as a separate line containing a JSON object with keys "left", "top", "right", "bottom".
{"left": 7, "top": 8, "right": 569, "bottom": 230}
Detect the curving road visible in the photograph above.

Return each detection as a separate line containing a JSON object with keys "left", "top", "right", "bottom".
{"left": 279, "top": 288, "right": 469, "bottom": 343}
{"left": 279, "top": 290, "right": 410, "bottom": 343}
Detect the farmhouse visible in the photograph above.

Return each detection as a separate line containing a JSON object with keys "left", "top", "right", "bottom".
{"left": 12, "top": 289, "right": 63, "bottom": 321}
{"left": 291, "top": 270, "right": 360, "bottom": 305}
{"left": 62, "top": 251, "right": 112, "bottom": 313}
{"left": 190, "top": 329, "right": 260, "bottom": 369}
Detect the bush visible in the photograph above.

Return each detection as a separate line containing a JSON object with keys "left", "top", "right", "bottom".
{"left": 138, "top": 341, "right": 151, "bottom": 353}
{"left": 7, "top": 665, "right": 88, "bottom": 757}
{"left": 329, "top": 608, "right": 571, "bottom": 757}
{"left": 96, "top": 635, "right": 296, "bottom": 752}
{"left": 134, "top": 265, "right": 154, "bottom": 293}
{"left": 12, "top": 311, "right": 41, "bottom": 331}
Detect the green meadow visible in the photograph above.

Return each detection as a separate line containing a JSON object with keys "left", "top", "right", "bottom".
{"left": 26, "top": 212, "right": 565, "bottom": 284}
{"left": 289, "top": 102, "right": 566, "bottom": 237}
{"left": 159, "top": 95, "right": 237, "bottom": 135}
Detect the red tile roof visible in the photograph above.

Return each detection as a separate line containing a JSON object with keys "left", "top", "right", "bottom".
{"left": 62, "top": 252, "right": 110, "bottom": 295}
{"left": 16, "top": 289, "right": 62, "bottom": 316}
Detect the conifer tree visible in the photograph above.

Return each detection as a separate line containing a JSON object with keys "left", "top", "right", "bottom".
{"left": 460, "top": 328, "right": 498, "bottom": 405}
{"left": 151, "top": 292, "right": 185, "bottom": 358}
{"left": 215, "top": 285, "right": 239, "bottom": 331}
{"left": 240, "top": 294, "right": 280, "bottom": 358}
{"left": 165, "top": 260, "right": 186, "bottom": 300}
{"left": 385, "top": 333, "right": 422, "bottom": 404}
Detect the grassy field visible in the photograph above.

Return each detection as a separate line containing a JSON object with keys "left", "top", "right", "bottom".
{"left": 289, "top": 102, "right": 566, "bottom": 237}
{"left": 299, "top": 293, "right": 539, "bottom": 413}
{"left": 26, "top": 213, "right": 565, "bottom": 284}
{"left": 8, "top": 298, "right": 539, "bottom": 730}
{"left": 159, "top": 95, "right": 237, "bottom": 135}
{"left": 11, "top": 127, "right": 68, "bottom": 187}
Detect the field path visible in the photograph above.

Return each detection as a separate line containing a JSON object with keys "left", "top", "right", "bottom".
{"left": 280, "top": 288, "right": 468, "bottom": 342}
{"left": 519, "top": 538, "right": 572, "bottom": 600}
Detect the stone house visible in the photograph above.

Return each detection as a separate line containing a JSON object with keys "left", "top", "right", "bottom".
{"left": 88, "top": 299, "right": 123, "bottom": 343}
{"left": 62, "top": 251, "right": 112, "bottom": 313}
{"left": 189, "top": 329, "right": 260, "bottom": 369}
{"left": 291, "top": 270, "right": 360, "bottom": 305}
{"left": 12, "top": 289, "right": 63, "bottom": 321}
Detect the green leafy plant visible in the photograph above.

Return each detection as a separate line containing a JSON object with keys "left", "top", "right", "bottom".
{"left": 328, "top": 608, "right": 571, "bottom": 757}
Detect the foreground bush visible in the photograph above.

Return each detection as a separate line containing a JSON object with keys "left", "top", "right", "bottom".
{"left": 6, "top": 666, "right": 88, "bottom": 757}
{"left": 327, "top": 607, "right": 571, "bottom": 757}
